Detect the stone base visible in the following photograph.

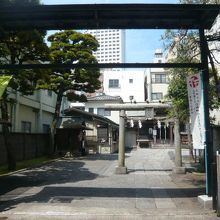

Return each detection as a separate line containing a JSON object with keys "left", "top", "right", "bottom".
{"left": 198, "top": 195, "right": 212, "bottom": 209}
{"left": 172, "top": 166, "right": 186, "bottom": 174}
{"left": 115, "top": 166, "right": 127, "bottom": 174}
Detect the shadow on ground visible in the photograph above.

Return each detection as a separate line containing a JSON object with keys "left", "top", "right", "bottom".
{"left": 0, "top": 159, "right": 97, "bottom": 195}
{"left": 83, "top": 153, "right": 119, "bottom": 161}
{"left": 170, "top": 172, "right": 206, "bottom": 188}
{"left": 128, "top": 169, "right": 173, "bottom": 173}
{"left": 0, "top": 185, "right": 205, "bottom": 213}
{"left": 0, "top": 152, "right": 123, "bottom": 212}
{"left": 0, "top": 151, "right": 204, "bottom": 214}
{"left": 0, "top": 152, "right": 123, "bottom": 197}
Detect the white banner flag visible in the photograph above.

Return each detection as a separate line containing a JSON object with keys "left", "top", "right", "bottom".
{"left": 187, "top": 73, "right": 205, "bottom": 149}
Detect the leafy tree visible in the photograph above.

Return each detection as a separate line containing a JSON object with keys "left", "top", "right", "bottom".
{"left": 164, "top": 0, "right": 220, "bottom": 119}
{"left": 0, "top": 0, "right": 49, "bottom": 170}
{"left": 37, "top": 30, "right": 101, "bottom": 153}
{"left": 163, "top": 0, "right": 220, "bottom": 160}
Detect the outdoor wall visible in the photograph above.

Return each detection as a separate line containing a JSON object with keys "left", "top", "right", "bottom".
{"left": 151, "top": 83, "right": 169, "bottom": 98}
{"left": 0, "top": 133, "right": 50, "bottom": 165}
{"left": 85, "top": 102, "right": 120, "bottom": 124}
{"left": 41, "top": 90, "right": 57, "bottom": 109}
{"left": 18, "top": 104, "right": 37, "bottom": 132}
{"left": 86, "top": 121, "right": 97, "bottom": 138}
{"left": 42, "top": 111, "right": 54, "bottom": 130}
{"left": 125, "top": 129, "right": 137, "bottom": 149}
{"left": 2, "top": 89, "right": 62, "bottom": 133}
{"left": 149, "top": 68, "right": 169, "bottom": 101}
{"left": 103, "top": 70, "right": 145, "bottom": 102}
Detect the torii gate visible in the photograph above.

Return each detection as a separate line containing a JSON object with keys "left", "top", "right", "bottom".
{"left": 0, "top": 3, "right": 219, "bottom": 198}
{"left": 105, "top": 103, "right": 171, "bottom": 174}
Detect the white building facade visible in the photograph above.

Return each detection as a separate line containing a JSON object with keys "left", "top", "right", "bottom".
{"left": 147, "top": 49, "right": 169, "bottom": 102}
{"left": 85, "top": 94, "right": 123, "bottom": 124}
{"left": 103, "top": 70, "right": 146, "bottom": 103}
{"left": 1, "top": 89, "right": 70, "bottom": 133}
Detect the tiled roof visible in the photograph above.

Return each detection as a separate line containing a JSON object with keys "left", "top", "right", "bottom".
{"left": 64, "top": 108, "right": 119, "bottom": 127}
{"left": 87, "top": 94, "right": 123, "bottom": 102}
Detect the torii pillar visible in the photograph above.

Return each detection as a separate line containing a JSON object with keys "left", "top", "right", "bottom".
{"left": 115, "top": 110, "right": 127, "bottom": 174}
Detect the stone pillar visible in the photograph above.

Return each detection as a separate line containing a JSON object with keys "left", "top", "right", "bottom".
{"left": 115, "top": 110, "right": 127, "bottom": 174}
{"left": 174, "top": 118, "right": 181, "bottom": 167}
{"left": 173, "top": 118, "right": 186, "bottom": 174}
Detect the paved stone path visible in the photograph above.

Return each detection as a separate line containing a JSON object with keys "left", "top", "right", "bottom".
{"left": 0, "top": 148, "right": 218, "bottom": 219}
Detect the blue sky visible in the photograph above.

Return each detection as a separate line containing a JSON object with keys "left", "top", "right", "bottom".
{"left": 42, "top": 0, "right": 178, "bottom": 62}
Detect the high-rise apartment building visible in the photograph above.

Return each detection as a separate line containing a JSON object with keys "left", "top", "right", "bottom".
{"left": 86, "top": 29, "right": 125, "bottom": 63}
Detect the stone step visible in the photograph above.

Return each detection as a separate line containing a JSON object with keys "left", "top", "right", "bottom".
{"left": 0, "top": 204, "right": 218, "bottom": 220}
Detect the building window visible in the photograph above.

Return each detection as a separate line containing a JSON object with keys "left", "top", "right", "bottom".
{"left": 21, "top": 121, "right": 31, "bottom": 133}
{"left": 129, "top": 79, "right": 133, "bottom": 83}
{"left": 97, "top": 108, "right": 104, "bottom": 116}
{"left": 152, "top": 74, "right": 168, "bottom": 83}
{"left": 104, "top": 109, "right": 111, "bottom": 116}
{"left": 88, "top": 108, "right": 94, "bottom": 113}
{"left": 155, "top": 53, "right": 162, "bottom": 58}
{"left": 97, "top": 108, "right": 111, "bottom": 116}
{"left": 43, "top": 124, "right": 50, "bottom": 133}
{"left": 151, "top": 93, "right": 163, "bottom": 100}
{"left": 109, "top": 79, "right": 119, "bottom": 88}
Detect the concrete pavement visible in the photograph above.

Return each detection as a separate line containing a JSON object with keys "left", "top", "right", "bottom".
{"left": 0, "top": 148, "right": 218, "bottom": 219}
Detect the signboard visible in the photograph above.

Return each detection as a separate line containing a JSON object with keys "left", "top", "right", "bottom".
{"left": 0, "top": 75, "right": 12, "bottom": 98}
{"left": 126, "top": 110, "right": 145, "bottom": 117}
{"left": 187, "top": 73, "right": 205, "bottom": 149}
{"left": 126, "top": 108, "right": 154, "bottom": 118}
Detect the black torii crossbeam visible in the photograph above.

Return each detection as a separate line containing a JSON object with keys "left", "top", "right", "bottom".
{"left": 0, "top": 3, "right": 219, "bottom": 199}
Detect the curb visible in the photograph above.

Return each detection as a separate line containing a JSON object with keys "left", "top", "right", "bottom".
{"left": 0, "top": 158, "right": 61, "bottom": 178}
